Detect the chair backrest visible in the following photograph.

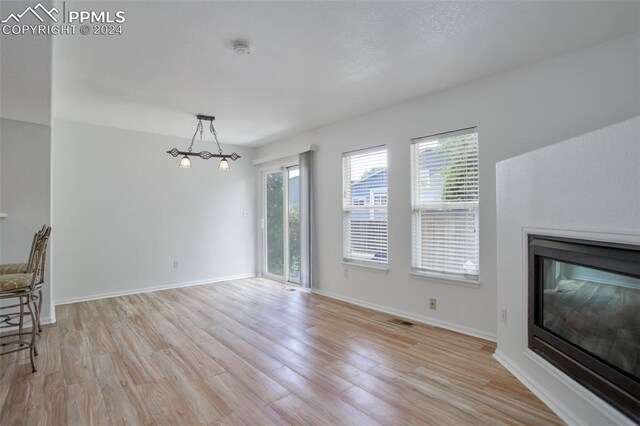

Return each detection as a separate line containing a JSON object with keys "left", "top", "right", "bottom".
{"left": 29, "top": 226, "right": 51, "bottom": 288}
{"left": 26, "top": 225, "right": 48, "bottom": 273}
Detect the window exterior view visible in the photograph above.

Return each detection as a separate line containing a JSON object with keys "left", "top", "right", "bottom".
{"left": 411, "top": 128, "right": 479, "bottom": 279}
{"left": 342, "top": 147, "right": 388, "bottom": 265}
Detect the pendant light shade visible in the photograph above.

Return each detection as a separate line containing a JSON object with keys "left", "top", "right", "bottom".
{"left": 218, "top": 158, "right": 230, "bottom": 171}
{"left": 179, "top": 155, "right": 192, "bottom": 169}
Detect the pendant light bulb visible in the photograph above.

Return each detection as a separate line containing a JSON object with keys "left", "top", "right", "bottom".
{"left": 179, "top": 155, "right": 192, "bottom": 169}
{"left": 219, "top": 158, "right": 230, "bottom": 171}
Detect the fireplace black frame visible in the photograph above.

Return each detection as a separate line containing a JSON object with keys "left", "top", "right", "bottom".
{"left": 528, "top": 234, "right": 640, "bottom": 422}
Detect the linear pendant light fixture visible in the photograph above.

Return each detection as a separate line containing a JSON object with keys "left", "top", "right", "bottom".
{"left": 167, "top": 114, "right": 240, "bottom": 170}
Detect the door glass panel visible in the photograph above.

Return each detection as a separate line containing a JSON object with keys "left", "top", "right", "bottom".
{"left": 288, "top": 167, "right": 300, "bottom": 283}
{"left": 265, "top": 171, "right": 284, "bottom": 276}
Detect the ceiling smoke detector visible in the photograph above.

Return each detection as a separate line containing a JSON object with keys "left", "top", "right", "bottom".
{"left": 233, "top": 42, "right": 250, "bottom": 56}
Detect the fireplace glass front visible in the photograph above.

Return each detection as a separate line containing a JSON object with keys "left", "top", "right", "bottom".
{"left": 541, "top": 258, "right": 640, "bottom": 378}
{"left": 529, "top": 235, "right": 640, "bottom": 421}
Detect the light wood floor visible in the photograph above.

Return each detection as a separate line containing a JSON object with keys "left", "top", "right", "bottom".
{"left": 1, "top": 278, "right": 562, "bottom": 425}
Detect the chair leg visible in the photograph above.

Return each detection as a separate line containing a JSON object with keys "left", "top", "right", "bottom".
{"left": 27, "top": 296, "right": 37, "bottom": 373}
{"left": 37, "top": 288, "right": 43, "bottom": 333}
{"left": 19, "top": 296, "right": 24, "bottom": 346}
{"left": 31, "top": 292, "right": 39, "bottom": 356}
{"left": 31, "top": 291, "right": 41, "bottom": 335}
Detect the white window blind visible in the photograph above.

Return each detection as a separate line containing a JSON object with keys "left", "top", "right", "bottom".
{"left": 411, "top": 128, "right": 479, "bottom": 279}
{"left": 343, "top": 147, "right": 388, "bottom": 265}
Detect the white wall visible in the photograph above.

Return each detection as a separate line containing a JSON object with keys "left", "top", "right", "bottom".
{"left": 0, "top": 120, "right": 51, "bottom": 261}
{"left": 0, "top": 1, "right": 53, "bottom": 321}
{"left": 0, "top": 1, "right": 53, "bottom": 125}
{"left": 51, "top": 120, "right": 256, "bottom": 304}
{"left": 495, "top": 116, "right": 640, "bottom": 425}
{"left": 0, "top": 119, "right": 52, "bottom": 320}
{"left": 255, "top": 33, "right": 640, "bottom": 339}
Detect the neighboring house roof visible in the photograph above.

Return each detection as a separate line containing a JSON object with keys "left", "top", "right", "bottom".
{"left": 352, "top": 169, "right": 387, "bottom": 192}
{"left": 350, "top": 150, "right": 449, "bottom": 202}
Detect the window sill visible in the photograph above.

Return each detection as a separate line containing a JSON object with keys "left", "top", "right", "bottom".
{"left": 342, "top": 261, "right": 389, "bottom": 274}
{"left": 409, "top": 270, "right": 480, "bottom": 287}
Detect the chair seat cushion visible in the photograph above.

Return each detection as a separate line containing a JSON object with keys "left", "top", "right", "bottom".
{"left": 0, "top": 273, "right": 31, "bottom": 291}
{"left": 0, "top": 263, "right": 27, "bottom": 275}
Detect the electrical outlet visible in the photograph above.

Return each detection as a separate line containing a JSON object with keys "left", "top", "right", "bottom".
{"left": 173, "top": 260, "right": 180, "bottom": 269}
{"left": 343, "top": 268, "right": 349, "bottom": 278}
{"left": 429, "top": 298, "right": 437, "bottom": 310}
{"left": 500, "top": 307, "right": 507, "bottom": 323}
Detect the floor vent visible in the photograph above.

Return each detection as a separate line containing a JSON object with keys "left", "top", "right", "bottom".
{"left": 388, "top": 318, "right": 415, "bottom": 327}
{"left": 282, "top": 288, "right": 296, "bottom": 291}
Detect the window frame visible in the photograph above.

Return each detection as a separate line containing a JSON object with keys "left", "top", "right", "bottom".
{"left": 342, "top": 145, "right": 389, "bottom": 268}
{"left": 410, "top": 127, "right": 480, "bottom": 284}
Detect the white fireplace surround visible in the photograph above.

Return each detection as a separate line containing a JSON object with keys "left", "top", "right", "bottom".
{"left": 495, "top": 116, "right": 640, "bottom": 425}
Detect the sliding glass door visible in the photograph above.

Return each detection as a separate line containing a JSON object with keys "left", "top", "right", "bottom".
{"left": 264, "top": 166, "right": 300, "bottom": 283}
{"left": 287, "top": 168, "right": 300, "bottom": 282}
{"left": 265, "top": 171, "right": 285, "bottom": 276}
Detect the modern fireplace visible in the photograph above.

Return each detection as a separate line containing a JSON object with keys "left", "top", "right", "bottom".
{"left": 528, "top": 235, "right": 640, "bottom": 421}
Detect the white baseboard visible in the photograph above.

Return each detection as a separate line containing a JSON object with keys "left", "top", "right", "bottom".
{"left": 312, "top": 289, "right": 496, "bottom": 342}
{"left": 493, "top": 350, "right": 581, "bottom": 425}
{"left": 493, "top": 350, "right": 634, "bottom": 426}
{"left": 523, "top": 349, "right": 635, "bottom": 425}
{"left": 53, "top": 273, "right": 257, "bottom": 306}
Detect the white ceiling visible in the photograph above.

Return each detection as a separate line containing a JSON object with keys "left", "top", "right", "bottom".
{"left": 52, "top": 1, "right": 640, "bottom": 146}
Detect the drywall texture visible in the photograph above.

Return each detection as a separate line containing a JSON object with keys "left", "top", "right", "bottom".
{"left": 255, "top": 34, "right": 640, "bottom": 339}
{"left": 51, "top": 120, "right": 256, "bottom": 303}
{"left": 0, "top": 119, "right": 52, "bottom": 320}
{"left": 495, "top": 116, "right": 640, "bottom": 424}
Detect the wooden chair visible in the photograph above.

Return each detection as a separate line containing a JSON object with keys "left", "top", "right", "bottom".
{"left": 0, "top": 227, "right": 50, "bottom": 372}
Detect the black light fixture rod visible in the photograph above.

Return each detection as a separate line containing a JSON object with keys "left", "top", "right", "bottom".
{"left": 166, "top": 149, "right": 241, "bottom": 160}
{"left": 196, "top": 114, "right": 215, "bottom": 122}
